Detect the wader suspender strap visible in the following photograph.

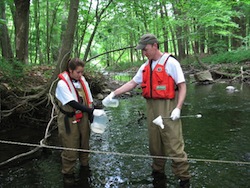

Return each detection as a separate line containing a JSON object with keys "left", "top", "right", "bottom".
{"left": 64, "top": 116, "right": 71, "bottom": 134}
{"left": 57, "top": 78, "right": 82, "bottom": 134}
{"left": 59, "top": 107, "right": 75, "bottom": 134}
{"left": 59, "top": 90, "right": 83, "bottom": 134}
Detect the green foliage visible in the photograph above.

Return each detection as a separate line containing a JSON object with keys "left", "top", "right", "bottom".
{"left": 202, "top": 49, "right": 250, "bottom": 64}
{"left": 181, "top": 48, "right": 250, "bottom": 67}
{"left": 0, "top": 59, "right": 26, "bottom": 82}
{"left": 105, "top": 60, "right": 142, "bottom": 72}
{"left": 0, "top": 19, "right": 7, "bottom": 24}
{"left": 113, "top": 73, "right": 133, "bottom": 82}
{"left": 1, "top": 0, "right": 250, "bottom": 69}
{"left": 181, "top": 56, "right": 200, "bottom": 66}
{"left": 207, "top": 39, "right": 228, "bottom": 54}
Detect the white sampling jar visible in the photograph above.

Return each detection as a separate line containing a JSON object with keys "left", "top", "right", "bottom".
{"left": 102, "top": 98, "right": 119, "bottom": 108}
{"left": 91, "top": 114, "right": 109, "bottom": 134}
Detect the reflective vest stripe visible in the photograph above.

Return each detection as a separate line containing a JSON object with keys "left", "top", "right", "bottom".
{"left": 58, "top": 71, "right": 93, "bottom": 107}
{"left": 79, "top": 77, "right": 93, "bottom": 107}
{"left": 58, "top": 72, "right": 79, "bottom": 102}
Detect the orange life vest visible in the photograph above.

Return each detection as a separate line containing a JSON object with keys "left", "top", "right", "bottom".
{"left": 58, "top": 71, "right": 93, "bottom": 108}
{"left": 141, "top": 53, "right": 175, "bottom": 99}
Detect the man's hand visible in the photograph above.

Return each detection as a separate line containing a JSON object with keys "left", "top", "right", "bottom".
{"left": 107, "top": 92, "right": 115, "bottom": 100}
{"left": 170, "top": 108, "right": 181, "bottom": 121}
{"left": 102, "top": 92, "right": 117, "bottom": 107}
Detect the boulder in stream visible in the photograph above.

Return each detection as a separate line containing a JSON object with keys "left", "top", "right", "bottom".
{"left": 194, "top": 70, "right": 214, "bottom": 84}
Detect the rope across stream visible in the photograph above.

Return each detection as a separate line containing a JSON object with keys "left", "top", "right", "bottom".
{"left": 0, "top": 139, "right": 249, "bottom": 166}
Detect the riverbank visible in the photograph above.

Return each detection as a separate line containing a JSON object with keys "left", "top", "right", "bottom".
{"left": 1, "top": 62, "right": 249, "bottom": 128}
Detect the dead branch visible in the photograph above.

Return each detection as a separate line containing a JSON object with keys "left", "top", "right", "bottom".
{"left": 86, "top": 45, "right": 132, "bottom": 63}
{"left": 1, "top": 89, "right": 48, "bottom": 119}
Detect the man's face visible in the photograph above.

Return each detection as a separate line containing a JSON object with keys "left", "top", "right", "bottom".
{"left": 69, "top": 66, "right": 84, "bottom": 80}
{"left": 142, "top": 43, "right": 157, "bottom": 60}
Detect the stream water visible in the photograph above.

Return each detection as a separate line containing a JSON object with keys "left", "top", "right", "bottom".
{"left": 0, "top": 81, "right": 250, "bottom": 188}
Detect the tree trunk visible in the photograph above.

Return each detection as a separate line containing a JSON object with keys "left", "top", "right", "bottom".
{"left": 46, "top": 0, "right": 49, "bottom": 64}
{"left": 45, "top": 1, "right": 61, "bottom": 64}
{"left": 129, "top": 32, "right": 134, "bottom": 64}
{"left": 176, "top": 27, "right": 185, "bottom": 59}
{"left": 76, "top": 0, "right": 92, "bottom": 57}
{"left": 83, "top": 0, "right": 113, "bottom": 62}
{"left": 172, "top": 3, "right": 185, "bottom": 59}
{"left": 33, "top": 0, "right": 40, "bottom": 64}
{"left": 162, "top": 2, "right": 177, "bottom": 54}
{"left": 160, "top": 2, "right": 169, "bottom": 53}
{"left": 231, "top": 4, "right": 246, "bottom": 50}
{"left": 184, "top": 26, "right": 189, "bottom": 55}
{"left": 0, "top": 0, "right": 14, "bottom": 60}
{"left": 50, "top": 0, "right": 79, "bottom": 82}
{"left": 14, "top": 0, "right": 30, "bottom": 64}
{"left": 199, "top": 27, "right": 205, "bottom": 54}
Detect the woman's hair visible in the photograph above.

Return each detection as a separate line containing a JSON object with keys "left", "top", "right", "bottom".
{"left": 67, "top": 58, "right": 85, "bottom": 72}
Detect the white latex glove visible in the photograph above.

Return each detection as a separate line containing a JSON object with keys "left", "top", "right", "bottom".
{"left": 107, "top": 92, "right": 115, "bottom": 100}
{"left": 93, "top": 109, "right": 106, "bottom": 116}
{"left": 170, "top": 108, "right": 181, "bottom": 121}
{"left": 102, "top": 92, "right": 115, "bottom": 103}
{"left": 102, "top": 92, "right": 119, "bottom": 107}
{"left": 152, "top": 116, "right": 164, "bottom": 129}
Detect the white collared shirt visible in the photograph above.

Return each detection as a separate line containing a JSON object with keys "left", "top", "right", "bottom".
{"left": 133, "top": 56, "right": 185, "bottom": 85}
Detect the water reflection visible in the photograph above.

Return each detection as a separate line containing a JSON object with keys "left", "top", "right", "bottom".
{"left": 0, "top": 82, "right": 250, "bottom": 187}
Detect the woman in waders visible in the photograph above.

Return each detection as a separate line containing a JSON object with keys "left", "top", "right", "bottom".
{"left": 55, "top": 58, "right": 103, "bottom": 186}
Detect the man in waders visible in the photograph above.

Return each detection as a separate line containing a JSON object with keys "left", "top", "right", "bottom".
{"left": 103, "top": 34, "right": 191, "bottom": 188}
{"left": 55, "top": 58, "right": 104, "bottom": 187}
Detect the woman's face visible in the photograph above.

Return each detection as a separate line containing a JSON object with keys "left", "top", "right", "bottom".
{"left": 69, "top": 66, "right": 84, "bottom": 80}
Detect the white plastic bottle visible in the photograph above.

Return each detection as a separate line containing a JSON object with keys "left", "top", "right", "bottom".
{"left": 91, "top": 114, "right": 108, "bottom": 134}
{"left": 102, "top": 98, "right": 119, "bottom": 108}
